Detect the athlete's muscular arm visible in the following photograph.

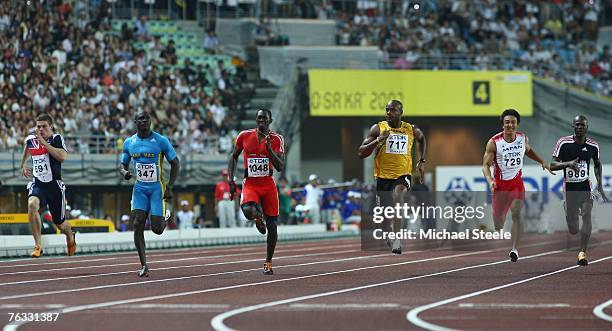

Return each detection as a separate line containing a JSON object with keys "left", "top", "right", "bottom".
{"left": 525, "top": 142, "right": 554, "bottom": 174}
{"left": 119, "top": 163, "right": 132, "bottom": 180}
{"left": 227, "top": 142, "right": 243, "bottom": 198}
{"left": 20, "top": 144, "right": 31, "bottom": 178}
{"left": 266, "top": 135, "right": 285, "bottom": 172}
{"left": 593, "top": 156, "right": 609, "bottom": 202}
{"left": 36, "top": 133, "right": 67, "bottom": 163}
{"left": 119, "top": 140, "right": 132, "bottom": 180}
{"left": 550, "top": 156, "right": 580, "bottom": 172}
{"left": 482, "top": 139, "right": 497, "bottom": 192}
{"left": 413, "top": 125, "right": 427, "bottom": 184}
{"left": 164, "top": 157, "right": 180, "bottom": 200}
{"left": 358, "top": 124, "right": 388, "bottom": 158}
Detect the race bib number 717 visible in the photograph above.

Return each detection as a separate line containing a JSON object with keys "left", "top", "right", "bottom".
{"left": 385, "top": 134, "right": 409, "bottom": 154}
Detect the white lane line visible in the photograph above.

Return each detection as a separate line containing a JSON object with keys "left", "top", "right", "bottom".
{"left": 118, "top": 304, "right": 232, "bottom": 309}
{"left": 593, "top": 298, "right": 612, "bottom": 323}
{"left": 0, "top": 244, "right": 286, "bottom": 269}
{"left": 0, "top": 237, "right": 568, "bottom": 288}
{"left": 3, "top": 250, "right": 488, "bottom": 331}
{"left": 458, "top": 303, "right": 574, "bottom": 309}
{"left": 0, "top": 237, "right": 357, "bottom": 264}
{"left": 0, "top": 249, "right": 364, "bottom": 288}
{"left": 0, "top": 304, "right": 67, "bottom": 309}
{"left": 209, "top": 248, "right": 570, "bottom": 331}
{"left": 0, "top": 243, "right": 358, "bottom": 276}
{"left": 288, "top": 303, "right": 401, "bottom": 310}
{"left": 406, "top": 256, "right": 612, "bottom": 331}
{"left": 0, "top": 257, "right": 127, "bottom": 269}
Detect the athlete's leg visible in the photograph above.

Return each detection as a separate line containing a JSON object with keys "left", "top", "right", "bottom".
{"left": 150, "top": 183, "right": 167, "bottom": 235}
{"left": 579, "top": 197, "right": 593, "bottom": 253}
{"left": 565, "top": 194, "right": 580, "bottom": 235}
{"left": 391, "top": 183, "right": 408, "bottom": 253}
{"left": 150, "top": 215, "right": 166, "bottom": 235}
{"left": 241, "top": 202, "right": 266, "bottom": 234}
{"left": 48, "top": 180, "right": 75, "bottom": 254}
{"left": 492, "top": 192, "right": 508, "bottom": 231}
{"left": 509, "top": 199, "right": 524, "bottom": 252}
{"left": 241, "top": 202, "right": 263, "bottom": 220}
{"left": 260, "top": 183, "right": 280, "bottom": 274}
{"left": 241, "top": 179, "right": 266, "bottom": 234}
{"left": 27, "top": 196, "right": 42, "bottom": 248}
{"left": 264, "top": 215, "right": 278, "bottom": 262}
{"left": 132, "top": 209, "right": 148, "bottom": 267}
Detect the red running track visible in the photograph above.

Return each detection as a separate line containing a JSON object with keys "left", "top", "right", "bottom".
{"left": 0, "top": 233, "right": 611, "bottom": 331}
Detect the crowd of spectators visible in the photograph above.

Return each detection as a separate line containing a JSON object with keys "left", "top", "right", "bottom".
{"left": 0, "top": 0, "right": 247, "bottom": 154}
{"left": 2, "top": 0, "right": 610, "bottom": 155}
{"left": 330, "top": 0, "right": 610, "bottom": 97}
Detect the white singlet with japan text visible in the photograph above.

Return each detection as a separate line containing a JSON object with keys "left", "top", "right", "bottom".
{"left": 492, "top": 132, "right": 526, "bottom": 181}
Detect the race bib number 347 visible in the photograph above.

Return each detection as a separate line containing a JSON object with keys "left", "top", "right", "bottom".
{"left": 385, "top": 134, "right": 409, "bottom": 154}
{"left": 247, "top": 158, "right": 269, "bottom": 177}
{"left": 136, "top": 163, "right": 158, "bottom": 182}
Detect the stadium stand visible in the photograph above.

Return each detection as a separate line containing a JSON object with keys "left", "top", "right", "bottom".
{"left": 333, "top": 0, "right": 611, "bottom": 97}
{"left": 0, "top": 0, "right": 251, "bottom": 155}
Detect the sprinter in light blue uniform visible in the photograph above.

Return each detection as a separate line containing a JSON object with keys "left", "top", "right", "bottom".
{"left": 120, "top": 111, "right": 180, "bottom": 277}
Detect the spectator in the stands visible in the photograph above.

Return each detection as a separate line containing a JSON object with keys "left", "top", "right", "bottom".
{"left": 134, "top": 15, "right": 151, "bottom": 42}
{"left": 203, "top": 29, "right": 219, "bottom": 54}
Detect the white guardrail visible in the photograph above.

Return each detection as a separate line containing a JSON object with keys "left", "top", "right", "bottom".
{"left": 0, "top": 225, "right": 360, "bottom": 258}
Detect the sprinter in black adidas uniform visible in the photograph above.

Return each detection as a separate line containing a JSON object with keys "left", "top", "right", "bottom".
{"left": 20, "top": 114, "right": 76, "bottom": 258}
{"left": 551, "top": 115, "right": 608, "bottom": 266}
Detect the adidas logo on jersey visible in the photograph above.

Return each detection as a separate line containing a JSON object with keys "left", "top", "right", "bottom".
{"left": 151, "top": 138, "right": 156, "bottom": 142}
{"left": 582, "top": 147, "right": 587, "bottom": 151}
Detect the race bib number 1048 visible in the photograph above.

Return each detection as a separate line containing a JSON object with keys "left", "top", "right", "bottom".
{"left": 247, "top": 158, "right": 270, "bottom": 177}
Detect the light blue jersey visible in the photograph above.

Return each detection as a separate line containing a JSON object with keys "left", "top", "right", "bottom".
{"left": 121, "top": 131, "right": 177, "bottom": 216}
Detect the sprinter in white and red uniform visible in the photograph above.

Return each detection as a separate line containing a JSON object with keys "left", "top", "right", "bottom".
{"left": 228, "top": 109, "right": 285, "bottom": 275}
{"left": 483, "top": 109, "right": 553, "bottom": 262}
{"left": 551, "top": 115, "right": 608, "bottom": 266}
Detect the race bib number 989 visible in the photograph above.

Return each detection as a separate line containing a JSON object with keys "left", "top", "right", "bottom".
{"left": 385, "top": 134, "right": 409, "bottom": 155}
{"left": 247, "top": 158, "right": 269, "bottom": 177}
{"left": 566, "top": 160, "right": 588, "bottom": 182}
{"left": 136, "top": 163, "right": 158, "bottom": 182}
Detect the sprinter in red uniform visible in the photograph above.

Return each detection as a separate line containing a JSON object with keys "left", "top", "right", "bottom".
{"left": 228, "top": 109, "right": 285, "bottom": 275}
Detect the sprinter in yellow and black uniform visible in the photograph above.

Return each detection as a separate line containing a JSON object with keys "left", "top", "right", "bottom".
{"left": 358, "top": 99, "right": 427, "bottom": 254}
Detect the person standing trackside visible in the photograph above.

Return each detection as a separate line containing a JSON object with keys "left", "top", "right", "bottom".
{"left": 177, "top": 200, "right": 195, "bottom": 230}
{"left": 215, "top": 169, "right": 238, "bottom": 228}
{"left": 304, "top": 174, "right": 323, "bottom": 224}
{"left": 20, "top": 114, "right": 76, "bottom": 258}
{"left": 358, "top": 100, "right": 427, "bottom": 255}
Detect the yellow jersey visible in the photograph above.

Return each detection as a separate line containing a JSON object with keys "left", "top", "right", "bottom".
{"left": 374, "top": 121, "right": 415, "bottom": 179}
